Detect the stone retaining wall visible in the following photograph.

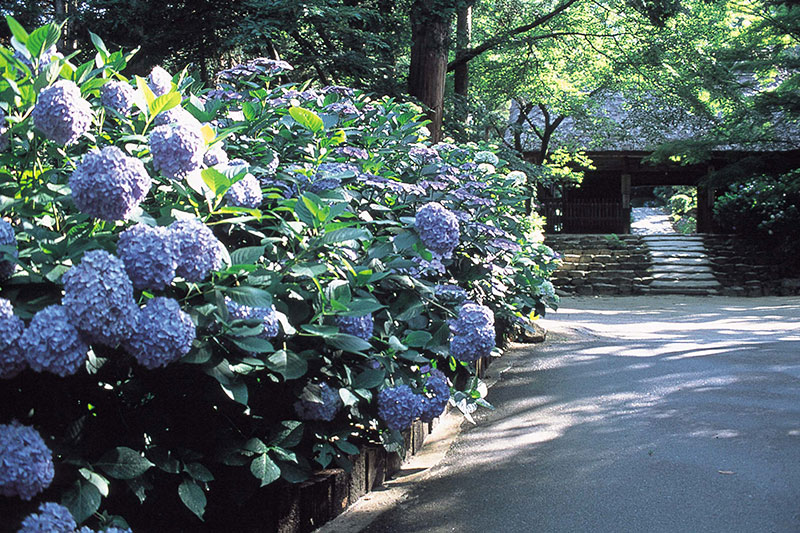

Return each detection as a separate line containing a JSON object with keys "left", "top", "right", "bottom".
{"left": 545, "top": 234, "right": 653, "bottom": 296}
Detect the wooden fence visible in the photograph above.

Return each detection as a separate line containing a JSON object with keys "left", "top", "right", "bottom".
{"left": 542, "top": 199, "right": 629, "bottom": 234}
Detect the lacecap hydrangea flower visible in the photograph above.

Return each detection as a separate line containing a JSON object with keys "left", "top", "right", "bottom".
{"left": 377, "top": 385, "right": 424, "bottom": 431}
{"left": 0, "top": 298, "right": 25, "bottom": 379}
{"left": 70, "top": 146, "right": 152, "bottom": 221}
{"left": 415, "top": 202, "right": 460, "bottom": 258}
{"left": 294, "top": 382, "right": 343, "bottom": 421}
{"left": 149, "top": 122, "right": 205, "bottom": 180}
{"left": 0, "top": 421, "right": 54, "bottom": 500}
{"left": 225, "top": 297, "right": 280, "bottom": 339}
{"left": 473, "top": 150, "right": 499, "bottom": 166}
{"left": 148, "top": 66, "right": 173, "bottom": 96}
{"left": 225, "top": 174, "right": 262, "bottom": 208}
{"left": 0, "top": 218, "right": 18, "bottom": 280}
{"left": 126, "top": 297, "right": 195, "bottom": 369}
{"left": 18, "top": 502, "right": 76, "bottom": 532}
{"left": 62, "top": 250, "right": 138, "bottom": 346}
{"left": 449, "top": 303, "right": 495, "bottom": 362}
{"left": 536, "top": 280, "right": 556, "bottom": 300}
{"left": 32, "top": 80, "right": 93, "bottom": 145}
{"left": 117, "top": 224, "right": 177, "bottom": 290}
{"left": 101, "top": 80, "right": 136, "bottom": 115}
{"left": 20, "top": 305, "right": 89, "bottom": 376}
{"left": 421, "top": 369, "right": 450, "bottom": 423}
{"left": 335, "top": 314, "right": 373, "bottom": 341}
{"left": 170, "top": 219, "right": 224, "bottom": 282}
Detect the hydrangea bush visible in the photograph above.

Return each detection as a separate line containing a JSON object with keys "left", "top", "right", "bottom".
{"left": 0, "top": 19, "right": 559, "bottom": 531}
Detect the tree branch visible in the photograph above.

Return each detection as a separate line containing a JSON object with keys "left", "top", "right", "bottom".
{"left": 447, "top": 0, "right": 581, "bottom": 71}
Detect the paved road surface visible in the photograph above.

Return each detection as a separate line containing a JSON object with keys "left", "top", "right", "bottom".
{"left": 361, "top": 296, "right": 800, "bottom": 533}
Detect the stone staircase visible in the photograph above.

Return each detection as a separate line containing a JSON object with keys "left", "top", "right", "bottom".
{"left": 641, "top": 235, "right": 722, "bottom": 295}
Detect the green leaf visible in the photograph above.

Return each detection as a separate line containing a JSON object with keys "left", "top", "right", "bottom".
{"left": 230, "top": 245, "right": 265, "bottom": 266}
{"left": 230, "top": 336, "right": 274, "bottom": 354}
{"left": 277, "top": 460, "right": 310, "bottom": 483}
{"left": 242, "top": 101, "right": 258, "bottom": 121}
{"left": 250, "top": 453, "right": 281, "bottom": 487}
{"left": 289, "top": 106, "right": 324, "bottom": 132}
{"left": 26, "top": 24, "right": 60, "bottom": 59}
{"left": 300, "top": 324, "right": 339, "bottom": 338}
{"left": 135, "top": 75, "right": 155, "bottom": 107}
{"left": 343, "top": 297, "right": 385, "bottom": 315}
{"left": 266, "top": 350, "right": 307, "bottom": 380}
{"left": 220, "top": 379, "right": 249, "bottom": 406}
{"left": 62, "top": 479, "right": 101, "bottom": 524}
{"left": 339, "top": 387, "right": 360, "bottom": 407}
{"left": 352, "top": 367, "right": 386, "bottom": 389}
{"left": 178, "top": 479, "right": 206, "bottom": 521}
{"left": 403, "top": 330, "right": 432, "bottom": 348}
{"left": 334, "top": 439, "right": 360, "bottom": 456}
{"left": 201, "top": 167, "right": 231, "bottom": 195}
{"left": 269, "top": 421, "right": 304, "bottom": 448}
{"left": 6, "top": 16, "right": 28, "bottom": 44}
{"left": 224, "top": 286, "right": 273, "bottom": 308}
{"left": 96, "top": 447, "right": 154, "bottom": 480}
{"left": 79, "top": 468, "right": 110, "bottom": 497}
{"left": 318, "top": 227, "right": 371, "bottom": 244}
{"left": 184, "top": 463, "right": 215, "bottom": 483}
{"left": 243, "top": 437, "right": 269, "bottom": 455}
{"left": 149, "top": 92, "right": 181, "bottom": 117}
{"left": 88, "top": 31, "right": 109, "bottom": 59}
{"left": 327, "top": 333, "right": 372, "bottom": 354}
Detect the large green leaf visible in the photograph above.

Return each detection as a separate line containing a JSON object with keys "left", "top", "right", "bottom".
{"left": 178, "top": 479, "right": 207, "bottom": 521}
{"left": 224, "top": 286, "right": 273, "bottom": 308}
{"left": 62, "top": 479, "right": 101, "bottom": 524}
{"left": 403, "top": 330, "right": 433, "bottom": 348}
{"left": 149, "top": 92, "right": 181, "bottom": 117}
{"left": 26, "top": 24, "right": 60, "bottom": 59}
{"left": 270, "top": 420, "right": 304, "bottom": 448}
{"left": 88, "top": 31, "right": 109, "bottom": 60}
{"left": 230, "top": 245, "right": 265, "bottom": 266}
{"left": 6, "top": 16, "right": 28, "bottom": 44}
{"left": 289, "top": 106, "right": 324, "bottom": 132}
{"left": 318, "top": 227, "right": 372, "bottom": 245}
{"left": 327, "top": 333, "right": 372, "bottom": 354}
{"left": 250, "top": 453, "right": 281, "bottom": 487}
{"left": 266, "top": 350, "right": 307, "bottom": 380}
{"left": 96, "top": 447, "right": 154, "bottom": 480}
{"left": 352, "top": 367, "right": 386, "bottom": 389}
{"left": 200, "top": 167, "right": 231, "bottom": 196}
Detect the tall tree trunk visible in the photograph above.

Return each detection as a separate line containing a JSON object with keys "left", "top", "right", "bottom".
{"left": 408, "top": 1, "right": 452, "bottom": 143}
{"left": 454, "top": 5, "right": 472, "bottom": 96}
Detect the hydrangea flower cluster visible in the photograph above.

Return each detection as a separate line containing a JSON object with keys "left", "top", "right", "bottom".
{"left": 377, "top": 385, "right": 424, "bottom": 431}
{"left": 154, "top": 106, "right": 202, "bottom": 129}
{"left": 408, "top": 145, "right": 441, "bottom": 164}
{"left": 204, "top": 144, "right": 229, "bottom": 166}
{"left": 320, "top": 85, "right": 354, "bottom": 96}
{"left": 101, "top": 80, "right": 136, "bottom": 115}
{"left": 149, "top": 122, "right": 205, "bottom": 180}
{"left": 0, "top": 218, "right": 18, "bottom": 280}
{"left": 294, "top": 382, "right": 343, "bottom": 421}
{"left": 434, "top": 284, "right": 468, "bottom": 305}
{"left": 535, "top": 280, "right": 556, "bottom": 300}
{"left": 334, "top": 146, "right": 368, "bottom": 160}
{"left": 473, "top": 150, "right": 500, "bottom": 166}
{"left": 0, "top": 107, "right": 8, "bottom": 151}
{"left": 225, "top": 174, "right": 262, "bottom": 208}
{"left": 126, "top": 297, "right": 195, "bottom": 369}
{"left": 225, "top": 297, "right": 280, "bottom": 339}
{"left": 19, "top": 305, "right": 89, "bottom": 376}
{"left": 449, "top": 303, "right": 495, "bottom": 362}
{"left": 0, "top": 421, "right": 54, "bottom": 500}
{"left": 324, "top": 101, "right": 358, "bottom": 115}
{"left": 335, "top": 314, "right": 374, "bottom": 340}
{"left": 218, "top": 58, "right": 294, "bottom": 82}
{"left": 415, "top": 202, "right": 460, "bottom": 258}
{"left": 32, "top": 80, "right": 92, "bottom": 145}
{"left": 420, "top": 369, "right": 450, "bottom": 423}
{"left": 488, "top": 238, "right": 522, "bottom": 252}
{"left": 117, "top": 224, "right": 177, "bottom": 290}
{"left": 170, "top": 219, "right": 224, "bottom": 282}
{"left": 18, "top": 502, "right": 76, "bottom": 532}
{"left": 13, "top": 45, "right": 62, "bottom": 76}
{"left": 70, "top": 146, "right": 152, "bottom": 221}
{"left": 62, "top": 250, "right": 138, "bottom": 346}
{"left": 0, "top": 298, "right": 25, "bottom": 379}
{"left": 148, "top": 66, "right": 172, "bottom": 96}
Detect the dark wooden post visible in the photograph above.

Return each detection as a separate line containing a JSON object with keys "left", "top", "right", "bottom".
{"left": 621, "top": 173, "right": 632, "bottom": 234}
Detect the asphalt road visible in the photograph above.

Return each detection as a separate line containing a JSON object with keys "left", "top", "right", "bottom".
{"left": 361, "top": 296, "right": 800, "bottom": 533}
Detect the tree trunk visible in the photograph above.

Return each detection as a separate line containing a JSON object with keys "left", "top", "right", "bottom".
{"left": 408, "top": 1, "right": 452, "bottom": 143}
{"left": 454, "top": 5, "right": 472, "bottom": 96}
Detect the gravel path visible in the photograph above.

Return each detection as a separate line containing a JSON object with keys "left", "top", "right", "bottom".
{"left": 359, "top": 296, "right": 800, "bottom": 533}
{"left": 631, "top": 207, "right": 676, "bottom": 234}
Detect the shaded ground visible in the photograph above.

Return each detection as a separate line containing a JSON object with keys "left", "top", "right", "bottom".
{"left": 360, "top": 296, "right": 800, "bottom": 533}
{"left": 631, "top": 206, "right": 675, "bottom": 234}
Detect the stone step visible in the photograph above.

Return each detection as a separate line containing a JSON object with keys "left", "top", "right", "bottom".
{"left": 650, "top": 250, "right": 707, "bottom": 258}
{"left": 645, "top": 287, "right": 721, "bottom": 296}
{"left": 649, "top": 279, "right": 722, "bottom": 289}
{"left": 651, "top": 257, "right": 712, "bottom": 266}
{"left": 648, "top": 264, "right": 714, "bottom": 273}
{"left": 645, "top": 243, "right": 707, "bottom": 251}
{"left": 650, "top": 272, "right": 718, "bottom": 281}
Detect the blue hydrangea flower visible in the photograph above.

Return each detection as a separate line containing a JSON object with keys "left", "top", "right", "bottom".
{"left": 324, "top": 101, "right": 358, "bottom": 115}
{"left": 149, "top": 122, "right": 205, "bottom": 180}
{"left": 408, "top": 145, "right": 440, "bottom": 164}
{"left": 451, "top": 303, "right": 494, "bottom": 333}
{"left": 103, "top": 528, "right": 134, "bottom": 533}
{"left": 225, "top": 174, "right": 262, "bottom": 208}
{"left": 0, "top": 218, "right": 18, "bottom": 280}
{"left": 335, "top": 314, "right": 373, "bottom": 341}
{"left": 18, "top": 502, "right": 76, "bottom": 532}
{"left": 415, "top": 202, "right": 460, "bottom": 258}
{"left": 488, "top": 238, "right": 522, "bottom": 252}
{"left": 148, "top": 66, "right": 173, "bottom": 96}
{"left": 320, "top": 85, "right": 354, "bottom": 96}
{"left": 117, "top": 224, "right": 177, "bottom": 290}
{"left": 13, "top": 45, "right": 62, "bottom": 76}
{"left": 126, "top": 297, "right": 195, "bottom": 369}
{"left": 20, "top": 305, "right": 89, "bottom": 376}
{"left": 169, "top": 219, "right": 224, "bottom": 282}
{"left": 70, "top": 146, "right": 152, "bottom": 222}
{"left": 62, "top": 250, "right": 138, "bottom": 346}
{"left": 294, "top": 382, "right": 343, "bottom": 421}
{"left": 154, "top": 106, "right": 202, "bottom": 129}
{"left": 0, "top": 298, "right": 25, "bottom": 379}
{"left": 434, "top": 284, "right": 467, "bottom": 305}
{"left": 101, "top": 80, "right": 136, "bottom": 115}
{"left": 204, "top": 144, "right": 229, "bottom": 166}
{"left": 377, "top": 385, "right": 424, "bottom": 431}
{"left": 32, "top": 80, "right": 93, "bottom": 145}
{"left": 334, "top": 146, "right": 368, "bottom": 160}
{"left": 218, "top": 58, "right": 293, "bottom": 82}
{"left": 420, "top": 369, "right": 449, "bottom": 423}
{"left": 536, "top": 280, "right": 556, "bottom": 300}
{"left": 261, "top": 149, "right": 280, "bottom": 175}
{"left": 0, "top": 107, "right": 9, "bottom": 152}
{"left": 449, "top": 303, "right": 495, "bottom": 362}
{"left": 0, "top": 421, "right": 54, "bottom": 500}
{"left": 225, "top": 297, "right": 279, "bottom": 339}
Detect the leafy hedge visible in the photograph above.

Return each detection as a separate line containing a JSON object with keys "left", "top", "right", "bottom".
{"left": 0, "top": 19, "right": 559, "bottom": 531}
